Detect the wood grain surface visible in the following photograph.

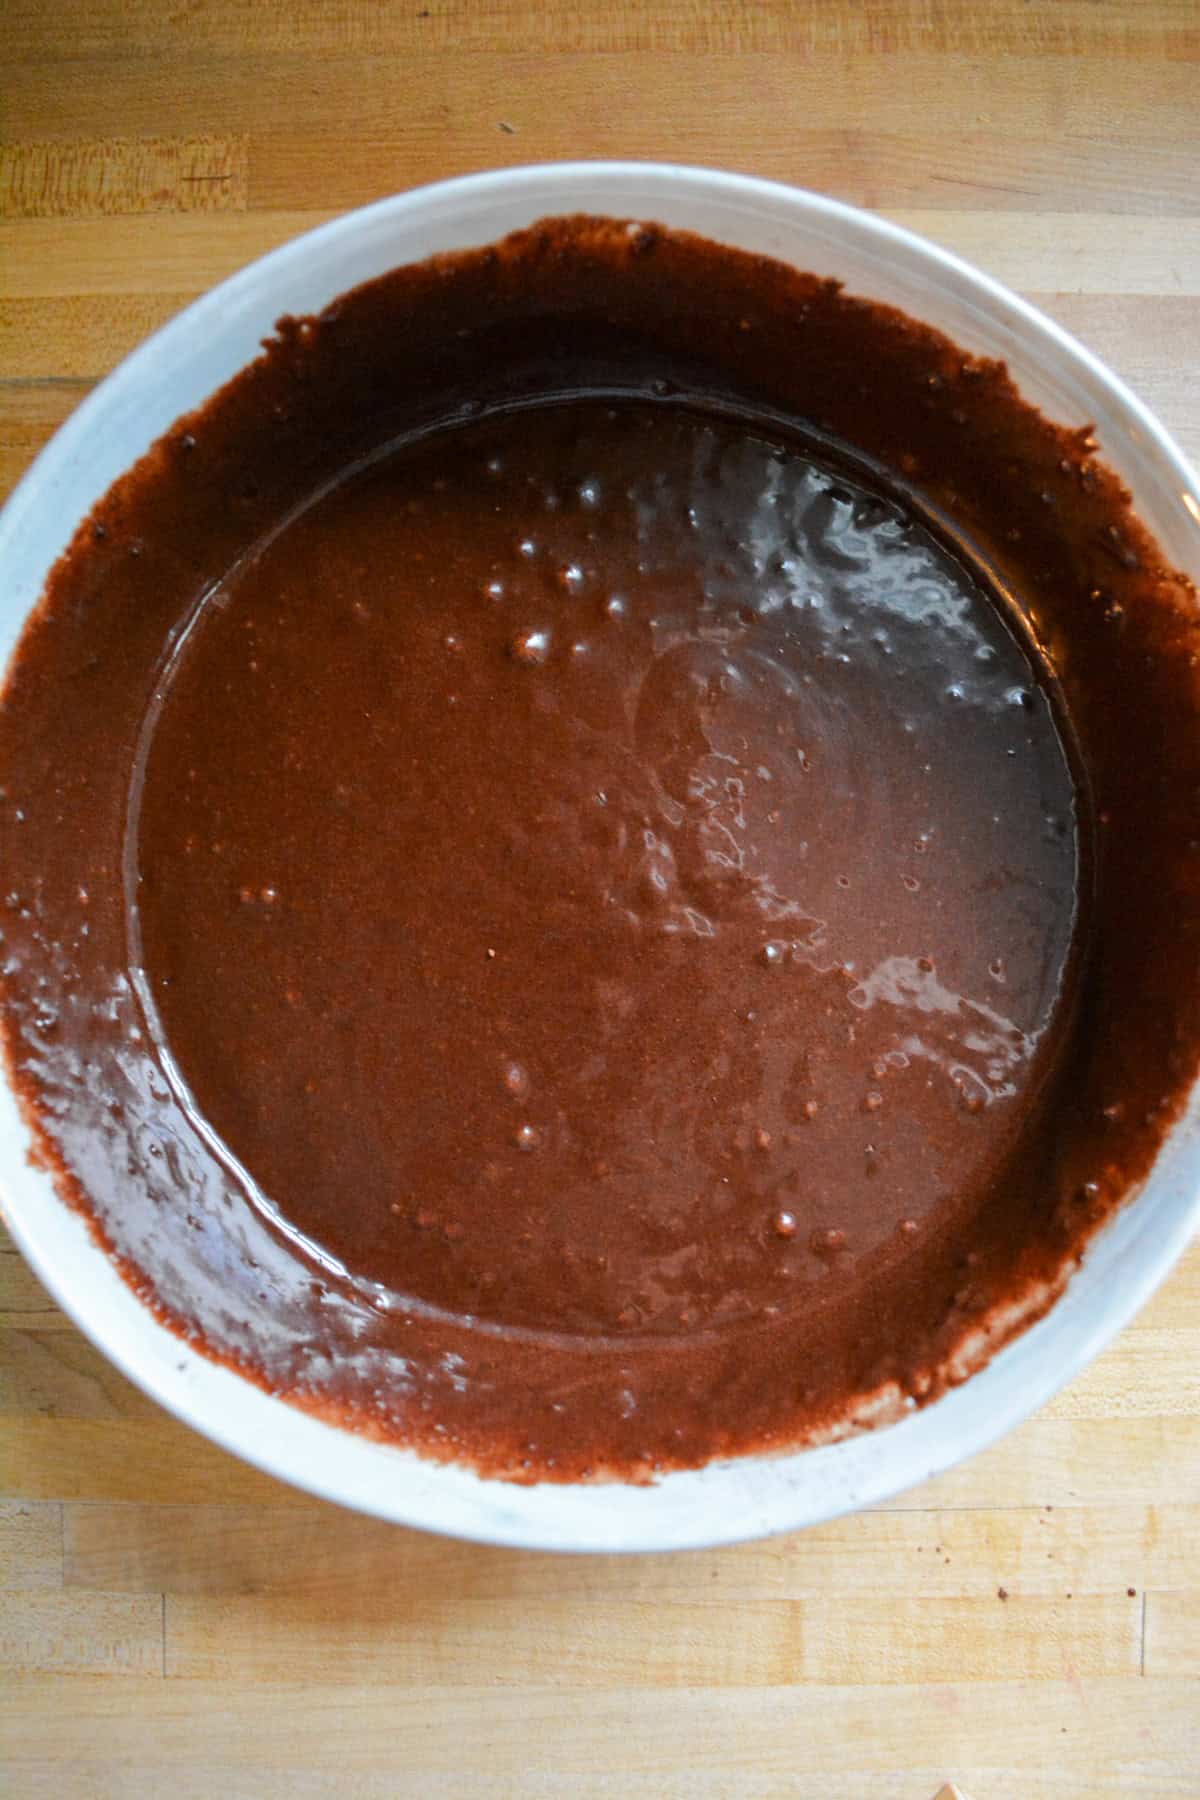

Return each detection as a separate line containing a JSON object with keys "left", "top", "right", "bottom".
{"left": 2, "top": 3, "right": 1199, "bottom": 1795}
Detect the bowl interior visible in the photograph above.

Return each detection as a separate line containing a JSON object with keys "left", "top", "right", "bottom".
{"left": 2, "top": 163, "right": 1198, "bottom": 1550}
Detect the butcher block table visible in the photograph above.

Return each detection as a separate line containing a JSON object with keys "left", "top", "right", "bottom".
{"left": 2, "top": 3, "right": 1199, "bottom": 1794}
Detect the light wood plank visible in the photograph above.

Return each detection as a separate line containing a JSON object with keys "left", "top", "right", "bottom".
{"left": 0, "top": 447, "right": 40, "bottom": 508}
{"left": 62, "top": 1499, "right": 1198, "bottom": 1601}
{"left": 0, "top": 213, "right": 335, "bottom": 299}
{"left": 2, "top": 1416, "right": 303, "bottom": 1506}
{"left": 0, "top": 383, "right": 92, "bottom": 506}
{"left": 1126, "top": 1239, "right": 1200, "bottom": 1334}
{"left": 0, "top": 1499, "right": 61, "bottom": 1589}
{"left": 1144, "top": 1591, "right": 1200, "bottom": 1677}
{"left": 0, "top": 1590, "right": 162, "bottom": 1675}
{"left": 5, "top": 0, "right": 1200, "bottom": 58}
{"left": 0, "top": 137, "right": 249, "bottom": 219}
{"left": 894, "top": 213, "right": 1200, "bottom": 297}
{"left": 0, "top": 386, "right": 91, "bottom": 443}
{"left": 0, "top": 1776, "right": 1192, "bottom": 1800}
{"left": 897, "top": 1416, "right": 1200, "bottom": 1512}
{"left": 1036, "top": 294, "right": 1200, "bottom": 469}
{"left": 0, "top": 296, "right": 195, "bottom": 379}
{"left": 0, "top": 1776, "right": 1094, "bottom": 1800}
{"left": 249, "top": 124, "right": 1200, "bottom": 219}
{"left": 2, "top": 1675, "right": 1196, "bottom": 1778}
{"left": 4, "top": 54, "right": 1197, "bottom": 171}
{"left": 0, "top": 1236, "right": 57, "bottom": 1315}
{"left": 0, "top": 1773, "right": 1189, "bottom": 1800}
{"left": 0, "top": 1325, "right": 167, "bottom": 1422}
{"left": 0, "top": 1306, "right": 69, "bottom": 1333}
{"left": 0, "top": 1223, "right": 78, "bottom": 1328}
{"left": 164, "top": 1589, "right": 1139, "bottom": 1685}
{"left": 1039, "top": 1330, "right": 1200, "bottom": 1421}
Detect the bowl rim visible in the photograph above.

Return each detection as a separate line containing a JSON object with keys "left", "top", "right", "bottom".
{"left": 2, "top": 159, "right": 1198, "bottom": 1552}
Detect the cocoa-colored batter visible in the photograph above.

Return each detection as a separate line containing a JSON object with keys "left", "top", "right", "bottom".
{"left": 2, "top": 217, "right": 1198, "bottom": 1479}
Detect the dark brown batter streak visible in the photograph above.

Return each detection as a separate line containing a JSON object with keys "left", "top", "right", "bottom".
{"left": 1, "top": 217, "right": 1198, "bottom": 1480}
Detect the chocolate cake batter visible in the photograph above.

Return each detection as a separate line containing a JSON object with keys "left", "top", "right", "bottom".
{"left": 2, "top": 217, "right": 1198, "bottom": 1479}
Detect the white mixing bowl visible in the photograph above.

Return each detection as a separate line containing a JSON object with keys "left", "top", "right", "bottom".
{"left": 2, "top": 163, "right": 1198, "bottom": 1551}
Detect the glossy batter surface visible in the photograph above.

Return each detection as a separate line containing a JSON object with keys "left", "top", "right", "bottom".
{"left": 2, "top": 218, "right": 1198, "bottom": 1478}
{"left": 135, "top": 404, "right": 1079, "bottom": 1339}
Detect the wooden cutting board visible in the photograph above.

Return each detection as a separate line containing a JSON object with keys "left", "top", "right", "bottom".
{"left": 1, "top": 3, "right": 1198, "bottom": 1793}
